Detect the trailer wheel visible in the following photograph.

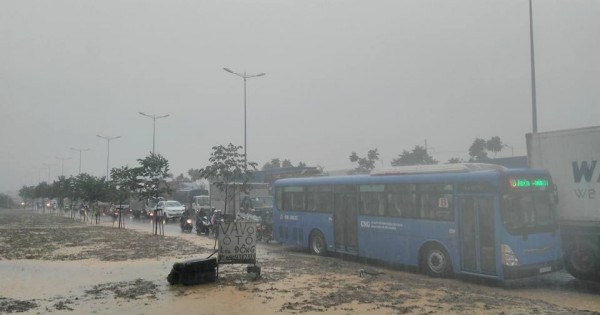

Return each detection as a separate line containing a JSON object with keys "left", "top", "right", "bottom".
{"left": 565, "top": 245, "right": 599, "bottom": 281}
{"left": 421, "top": 245, "right": 453, "bottom": 278}
{"left": 309, "top": 231, "right": 327, "bottom": 255}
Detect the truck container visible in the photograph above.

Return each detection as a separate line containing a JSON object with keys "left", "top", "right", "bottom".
{"left": 526, "top": 126, "right": 600, "bottom": 280}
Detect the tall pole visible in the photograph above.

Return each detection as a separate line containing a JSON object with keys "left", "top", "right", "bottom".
{"left": 223, "top": 67, "right": 266, "bottom": 168}
{"left": 71, "top": 148, "right": 90, "bottom": 174}
{"left": 96, "top": 135, "right": 121, "bottom": 181}
{"left": 42, "top": 163, "right": 53, "bottom": 182}
{"left": 56, "top": 156, "right": 71, "bottom": 177}
{"left": 139, "top": 112, "right": 169, "bottom": 154}
{"left": 244, "top": 76, "right": 247, "bottom": 166}
{"left": 529, "top": 0, "right": 538, "bottom": 133}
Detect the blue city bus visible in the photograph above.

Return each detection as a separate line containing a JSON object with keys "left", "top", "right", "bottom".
{"left": 273, "top": 163, "right": 563, "bottom": 280}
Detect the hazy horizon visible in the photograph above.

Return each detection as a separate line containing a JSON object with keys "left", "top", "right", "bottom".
{"left": 2, "top": 0, "right": 598, "bottom": 193}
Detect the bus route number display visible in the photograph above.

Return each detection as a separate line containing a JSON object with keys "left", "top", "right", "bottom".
{"left": 217, "top": 221, "right": 257, "bottom": 265}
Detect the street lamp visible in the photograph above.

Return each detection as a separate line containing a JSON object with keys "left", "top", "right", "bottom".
{"left": 55, "top": 156, "right": 71, "bottom": 177}
{"left": 96, "top": 134, "right": 121, "bottom": 181}
{"left": 138, "top": 112, "right": 169, "bottom": 154}
{"left": 529, "top": 0, "right": 538, "bottom": 133}
{"left": 70, "top": 147, "right": 90, "bottom": 174}
{"left": 41, "top": 163, "right": 53, "bottom": 182}
{"left": 223, "top": 67, "right": 266, "bottom": 168}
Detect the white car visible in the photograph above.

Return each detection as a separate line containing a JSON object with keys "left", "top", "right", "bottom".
{"left": 157, "top": 200, "right": 185, "bottom": 219}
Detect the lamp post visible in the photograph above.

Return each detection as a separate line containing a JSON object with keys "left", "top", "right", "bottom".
{"left": 223, "top": 67, "right": 266, "bottom": 168}
{"left": 503, "top": 144, "right": 515, "bottom": 157}
{"left": 138, "top": 112, "right": 169, "bottom": 154}
{"left": 96, "top": 134, "right": 121, "bottom": 181}
{"left": 529, "top": 0, "right": 538, "bottom": 133}
{"left": 70, "top": 147, "right": 90, "bottom": 174}
{"left": 42, "top": 163, "right": 53, "bottom": 182}
{"left": 55, "top": 156, "right": 71, "bottom": 177}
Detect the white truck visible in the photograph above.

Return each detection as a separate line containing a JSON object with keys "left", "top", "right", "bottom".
{"left": 526, "top": 126, "right": 600, "bottom": 280}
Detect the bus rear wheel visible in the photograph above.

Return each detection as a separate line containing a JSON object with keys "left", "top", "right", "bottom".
{"left": 310, "top": 231, "right": 327, "bottom": 255}
{"left": 422, "top": 245, "right": 452, "bottom": 278}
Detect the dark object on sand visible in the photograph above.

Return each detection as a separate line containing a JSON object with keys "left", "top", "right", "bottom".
{"left": 167, "top": 257, "right": 217, "bottom": 285}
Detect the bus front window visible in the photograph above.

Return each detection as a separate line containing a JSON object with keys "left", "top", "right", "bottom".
{"left": 501, "top": 192, "right": 556, "bottom": 234}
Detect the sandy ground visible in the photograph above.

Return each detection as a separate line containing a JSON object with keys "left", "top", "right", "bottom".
{"left": 0, "top": 208, "right": 599, "bottom": 315}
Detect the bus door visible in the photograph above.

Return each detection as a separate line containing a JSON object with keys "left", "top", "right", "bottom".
{"left": 333, "top": 186, "right": 358, "bottom": 253}
{"left": 459, "top": 197, "right": 497, "bottom": 275}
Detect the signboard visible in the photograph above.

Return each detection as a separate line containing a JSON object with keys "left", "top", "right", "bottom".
{"left": 217, "top": 221, "right": 257, "bottom": 264}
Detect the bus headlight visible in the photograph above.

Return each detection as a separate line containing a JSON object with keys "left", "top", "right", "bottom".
{"left": 501, "top": 244, "right": 520, "bottom": 266}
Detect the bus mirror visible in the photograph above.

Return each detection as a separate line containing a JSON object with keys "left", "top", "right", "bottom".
{"left": 552, "top": 184, "right": 559, "bottom": 204}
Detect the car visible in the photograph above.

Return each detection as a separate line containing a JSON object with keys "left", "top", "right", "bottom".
{"left": 157, "top": 200, "right": 186, "bottom": 220}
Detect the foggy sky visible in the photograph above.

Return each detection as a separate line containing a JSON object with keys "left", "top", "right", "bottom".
{"left": 1, "top": 0, "right": 599, "bottom": 193}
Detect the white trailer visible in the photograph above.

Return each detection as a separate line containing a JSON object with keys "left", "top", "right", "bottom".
{"left": 527, "top": 126, "right": 600, "bottom": 280}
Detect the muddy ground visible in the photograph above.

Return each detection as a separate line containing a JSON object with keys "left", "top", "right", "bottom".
{"left": 0, "top": 208, "right": 599, "bottom": 315}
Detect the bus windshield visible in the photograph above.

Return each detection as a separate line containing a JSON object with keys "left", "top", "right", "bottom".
{"left": 501, "top": 191, "right": 557, "bottom": 234}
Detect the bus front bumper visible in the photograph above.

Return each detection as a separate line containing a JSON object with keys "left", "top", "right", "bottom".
{"left": 502, "top": 259, "right": 563, "bottom": 279}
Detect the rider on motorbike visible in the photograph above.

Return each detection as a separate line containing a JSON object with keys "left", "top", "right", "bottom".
{"left": 180, "top": 209, "right": 194, "bottom": 232}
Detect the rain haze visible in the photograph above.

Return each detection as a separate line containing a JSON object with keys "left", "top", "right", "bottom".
{"left": 1, "top": 0, "right": 598, "bottom": 193}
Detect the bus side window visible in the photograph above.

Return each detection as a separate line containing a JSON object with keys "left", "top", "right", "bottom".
{"left": 283, "top": 192, "right": 293, "bottom": 211}
{"left": 291, "top": 191, "right": 305, "bottom": 211}
{"left": 386, "top": 193, "right": 403, "bottom": 217}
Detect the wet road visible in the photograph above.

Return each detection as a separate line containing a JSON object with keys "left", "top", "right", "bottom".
{"left": 108, "top": 214, "right": 600, "bottom": 298}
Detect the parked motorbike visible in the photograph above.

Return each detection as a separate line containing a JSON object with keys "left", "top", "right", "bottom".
{"left": 180, "top": 216, "right": 193, "bottom": 233}
{"left": 196, "top": 216, "right": 211, "bottom": 235}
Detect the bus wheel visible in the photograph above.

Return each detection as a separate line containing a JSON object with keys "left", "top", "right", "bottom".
{"left": 310, "top": 231, "right": 327, "bottom": 255}
{"left": 422, "top": 245, "right": 452, "bottom": 278}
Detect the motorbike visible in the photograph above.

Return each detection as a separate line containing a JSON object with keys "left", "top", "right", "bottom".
{"left": 180, "top": 216, "right": 193, "bottom": 233}
{"left": 256, "top": 221, "right": 273, "bottom": 242}
{"left": 196, "top": 216, "right": 211, "bottom": 235}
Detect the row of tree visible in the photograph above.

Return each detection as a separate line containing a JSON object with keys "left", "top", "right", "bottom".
{"left": 348, "top": 137, "right": 507, "bottom": 174}
{"left": 19, "top": 144, "right": 256, "bottom": 215}
{"left": 19, "top": 153, "right": 172, "bottom": 210}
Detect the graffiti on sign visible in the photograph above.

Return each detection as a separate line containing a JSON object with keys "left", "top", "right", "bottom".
{"left": 217, "top": 220, "right": 256, "bottom": 264}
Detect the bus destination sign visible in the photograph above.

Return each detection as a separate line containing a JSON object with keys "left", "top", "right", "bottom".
{"left": 509, "top": 178, "right": 549, "bottom": 189}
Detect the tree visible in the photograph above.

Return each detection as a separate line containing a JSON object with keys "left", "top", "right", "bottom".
{"left": 468, "top": 138, "right": 489, "bottom": 162}
{"left": 19, "top": 185, "right": 36, "bottom": 203}
{"left": 447, "top": 157, "right": 464, "bottom": 164}
{"left": 0, "top": 194, "right": 15, "bottom": 209}
{"left": 486, "top": 136, "right": 504, "bottom": 157}
{"left": 187, "top": 168, "right": 203, "bottom": 181}
{"left": 282, "top": 159, "right": 293, "bottom": 168}
{"left": 468, "top": 136, "right": 505, "bottom": 161}
{"left": 262, "top": 158, "right": 307, "bottom": 170}
{"left": 135, "top": 153, "right": 172, "bottom": 202}
{"left": 110, "top": 166, "right": 141, "bottom": 205}
{"left": 262, "top": 158, "right": 281, "bottom": 170}
{"left": 348, "top": 148, "right": 379, "bottom": 174}
{"left": 73, "top": 173, "right": 108, "bottom": 206}
{"left": 110, "top": 165, "right": 141, "bottom": 228}
{"left": 51, "top": 176, "right": 74, "bottom": 210}
{"left": 391, "top": 146, "right": 438, "bottom": 166}
{"left": 199, "top": 143, "right": 257, "bottom": 214}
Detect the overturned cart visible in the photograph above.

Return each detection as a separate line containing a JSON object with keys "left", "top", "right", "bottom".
{"left": 167, "top": 219, "right": 259, "bottom": 285}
